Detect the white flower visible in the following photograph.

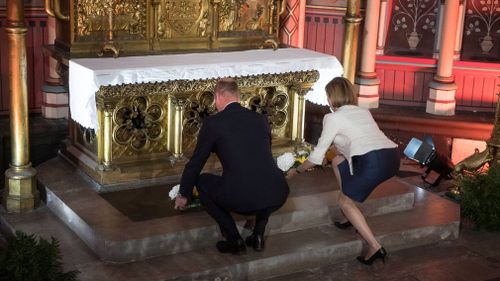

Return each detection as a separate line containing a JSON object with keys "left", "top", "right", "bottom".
{"left": 169, "top": 184, "right": 180, "bottom": 200}
{"left": 296, "top": 150, "right": 309, "bottom": 156}
{"left": 277, "top": 152, "right": 296, "bottom": 172}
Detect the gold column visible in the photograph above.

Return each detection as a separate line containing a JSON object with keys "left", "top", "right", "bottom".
{"left": 290, "top": 84, "right": 312, "bottom": 144}
{"left": 96, "top": 102, "right": 114, "bottom": 170}
{"left": 341, "top": 0, "right": 362, "bottom": 83}
{"left": 102, "top": 106, "right": 114, "bottom": 167}
{"left": 4, "top": 0, "right": 37, "bottom": 213}
{"left": 168, "top": 97, "right": 186, "bottom": 161}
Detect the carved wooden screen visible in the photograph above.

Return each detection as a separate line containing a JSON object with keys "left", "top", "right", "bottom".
{"left": 461, "top": 0, "right": 500, "bottom": 62}
{"left": 385, "top": 0, "right": 440, "bottom": 57}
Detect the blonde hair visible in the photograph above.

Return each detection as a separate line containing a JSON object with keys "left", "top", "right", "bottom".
{"left": 325, "top": 77, "right": 356, "bottom": 108}
{"left": 214, "top": 78, "right": 240, "bottom": 99}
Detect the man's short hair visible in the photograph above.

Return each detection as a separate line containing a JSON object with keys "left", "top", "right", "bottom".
{"left": 215, "top": 78, "right": 240, "bottom": 98}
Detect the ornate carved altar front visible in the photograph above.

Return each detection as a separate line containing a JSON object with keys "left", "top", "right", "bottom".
{"left": 65, "top": 70, "right": 319, "bottom": 185}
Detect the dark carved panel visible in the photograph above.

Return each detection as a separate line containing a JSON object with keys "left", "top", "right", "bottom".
{"left": 385, "top": 0, "right": 439, "bottom": 57}
{"left": 461, "top": 0, "right": 500, "bottom": 62}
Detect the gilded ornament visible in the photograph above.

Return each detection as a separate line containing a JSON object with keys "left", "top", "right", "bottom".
{"left": 75, "top": 0, "right": 147, "bottom": 40}
{"left": 112, "top": 96, "right": 165, "bottom": 152}
{"left": 454, "top": 94, "right": 500, "bottom": 174}
{"left": 83, "top": 71, "right": 318, "bottom": 178}
{"left": 158, "top": 0, "right": 205, "bottom": 37}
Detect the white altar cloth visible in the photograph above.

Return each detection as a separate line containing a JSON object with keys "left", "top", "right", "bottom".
{"left": 69, "top": 48, "right": 343, "bottom": 129}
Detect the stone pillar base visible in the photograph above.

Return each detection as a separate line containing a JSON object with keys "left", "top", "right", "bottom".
{"left": 355, "top": 76, "right": 380, "bottom": 109}
{"left": 4, "top": 165, "right": 38, "bottom": 213}
{"left": 42, "top": 84, "right": 68, "bottom": 119}
{"left": 426, "top": 80, "right": 457, "bottom": 116}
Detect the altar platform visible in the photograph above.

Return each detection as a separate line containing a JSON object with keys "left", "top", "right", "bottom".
{"left": 0, "top": 155, "right": 460, "bottom": 281}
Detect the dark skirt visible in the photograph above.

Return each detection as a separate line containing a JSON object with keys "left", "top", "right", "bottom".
{"left": 338, "top": 147, "right": 400, "bottom": 203}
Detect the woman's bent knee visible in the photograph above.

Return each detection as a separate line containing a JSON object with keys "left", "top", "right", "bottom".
{"left": 338, "top": 193, "right": 354, "bottom": 209}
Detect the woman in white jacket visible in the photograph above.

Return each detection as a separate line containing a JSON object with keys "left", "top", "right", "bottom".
{"left": 287, "top": 77, "right": 400, "bottom": 265}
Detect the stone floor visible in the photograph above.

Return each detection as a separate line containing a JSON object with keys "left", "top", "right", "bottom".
{"left": 0, "top": 158, "right": 499, "bottom": 281}
{"left": 261, "top": 159, "right": 500, "bottom": 281}
{"left": 261, "top": 227, "right": 500, "bottom": 281}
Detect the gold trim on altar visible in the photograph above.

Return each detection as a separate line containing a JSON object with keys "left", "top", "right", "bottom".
{"left": 62, "top": 71, "right": 319, "bottom": 185}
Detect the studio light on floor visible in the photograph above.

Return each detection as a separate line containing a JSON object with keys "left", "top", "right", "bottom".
{"left": 404, "top": 136, "right": 454, "bottom": 186}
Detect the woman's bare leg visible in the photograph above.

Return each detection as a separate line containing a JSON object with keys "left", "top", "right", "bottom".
{"left": 332, "top": 156, "right": 381, "bottom": 258}
{"left": 332, "top": 156, "right": 349, "bottom": 223}
{"left": 331, "top": 156, "right": 344, "bottom": 188}
{"left": 338, "top": 192, "right": 381, "bottom": 259}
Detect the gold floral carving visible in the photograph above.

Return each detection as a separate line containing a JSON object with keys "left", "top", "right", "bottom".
{"left": 158, "top": 0, "right": 207, "bottom": 38}
{"left": 75, "top": 0, "right": 147, "bottom": 40}
{"left": 94, "top": 70, "right": 318, "bottom": 161}
{"left": 96, "top": 71, "right": 319, "bottom": 99}
{"left": 113, "top": 96, "right": 164, "bottom": 151}
{"left": 218, "top": 0, "right": 272, "bottom": 33}
{"left": 94, "top": 94, "right": 169, "bottom": 160}
{"left": 67, "top": 0, "right": 282, "bottom": 56}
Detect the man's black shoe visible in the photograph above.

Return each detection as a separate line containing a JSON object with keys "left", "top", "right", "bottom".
{"left": 245, "top": 234, "right": 265, "bottom": 251}
{"left": 216, "top": 238, "right": 246, "bottom": 255}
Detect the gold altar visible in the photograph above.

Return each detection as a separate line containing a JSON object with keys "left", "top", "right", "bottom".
{"left": 63, "top": 71, "right": 319, "bottom": 185}
{"left": 46, "top": 0, "right": 328, "bottom": 186}
{"left": 47, "top": 0, "right": 285, "bottom": 57}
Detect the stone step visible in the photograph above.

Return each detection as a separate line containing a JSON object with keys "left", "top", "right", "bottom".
{"left": 71, "top": 189, "right": 459, "bottom": 281}
{"left": 36, "top": 157, "right": 415, "bottom": 262}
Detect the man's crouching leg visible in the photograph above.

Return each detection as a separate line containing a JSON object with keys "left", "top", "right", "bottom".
{"left": 197, "top": 173, "right": 246, "bottom": 254}
{"left": 245, "top": 206, "right": 281, "bottom": 252}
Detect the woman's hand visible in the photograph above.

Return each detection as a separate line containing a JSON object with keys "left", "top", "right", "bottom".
{"left": 286, "top": 168, "right": 299, "bottom": 179}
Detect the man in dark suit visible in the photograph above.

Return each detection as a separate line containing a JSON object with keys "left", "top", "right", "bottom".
{"left": 175, "top": 78, "right": 289, "bottom": 254}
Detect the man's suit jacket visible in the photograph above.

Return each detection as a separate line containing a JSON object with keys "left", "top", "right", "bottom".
{"left": 179, "top": 102, "right": 289, "bottom": 212}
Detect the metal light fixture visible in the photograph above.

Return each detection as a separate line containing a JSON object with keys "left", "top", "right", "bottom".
{"left": 404, "top": 136, "right": 454, "bottom": 186}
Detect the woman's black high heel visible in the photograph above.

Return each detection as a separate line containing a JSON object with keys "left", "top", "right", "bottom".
{"left": 356, "top": 247, "right": 387, "bottom": 265}
{"left": 334, "top": 220, "right": 352, "bottom": 229}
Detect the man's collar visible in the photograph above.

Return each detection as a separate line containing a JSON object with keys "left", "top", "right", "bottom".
{"left": 221, "top": 101, "right": 240, "bottom": 111}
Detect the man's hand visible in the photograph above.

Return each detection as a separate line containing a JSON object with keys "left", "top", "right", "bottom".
{"left": 175, "top": 195, "right": 188, "bottom": 211}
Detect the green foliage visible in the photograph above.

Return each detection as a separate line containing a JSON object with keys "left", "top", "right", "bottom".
{"left": 0, "top": 231, "right": 79, "bottom": 281}
{"left": 460, "top": 164, "right": 500, "bottom": 231}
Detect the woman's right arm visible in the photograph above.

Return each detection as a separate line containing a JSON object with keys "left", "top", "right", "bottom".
{"left": 288, "top": 114, "right": 339, "bottom": 178}
{"left": 307, "top": 114, "right": 340, "bottom": 166}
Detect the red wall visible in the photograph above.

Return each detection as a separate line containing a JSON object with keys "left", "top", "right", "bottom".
{"left": 376, "top": 57, "right": 435, "bottom": 107}
{"left": 454, "top": 63, "right": 500, "bottom": 111}
{"left": 304, "top": 5, "right": 499, "bottom": 112}
{"left": 376, "top": 57, "right": 500, "bottom": 111}
{"left": 0, "top": 9, "right": 49, "bottom": 115}
{"left": 304, "top": 7, "right": 345, "bottom": 59}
